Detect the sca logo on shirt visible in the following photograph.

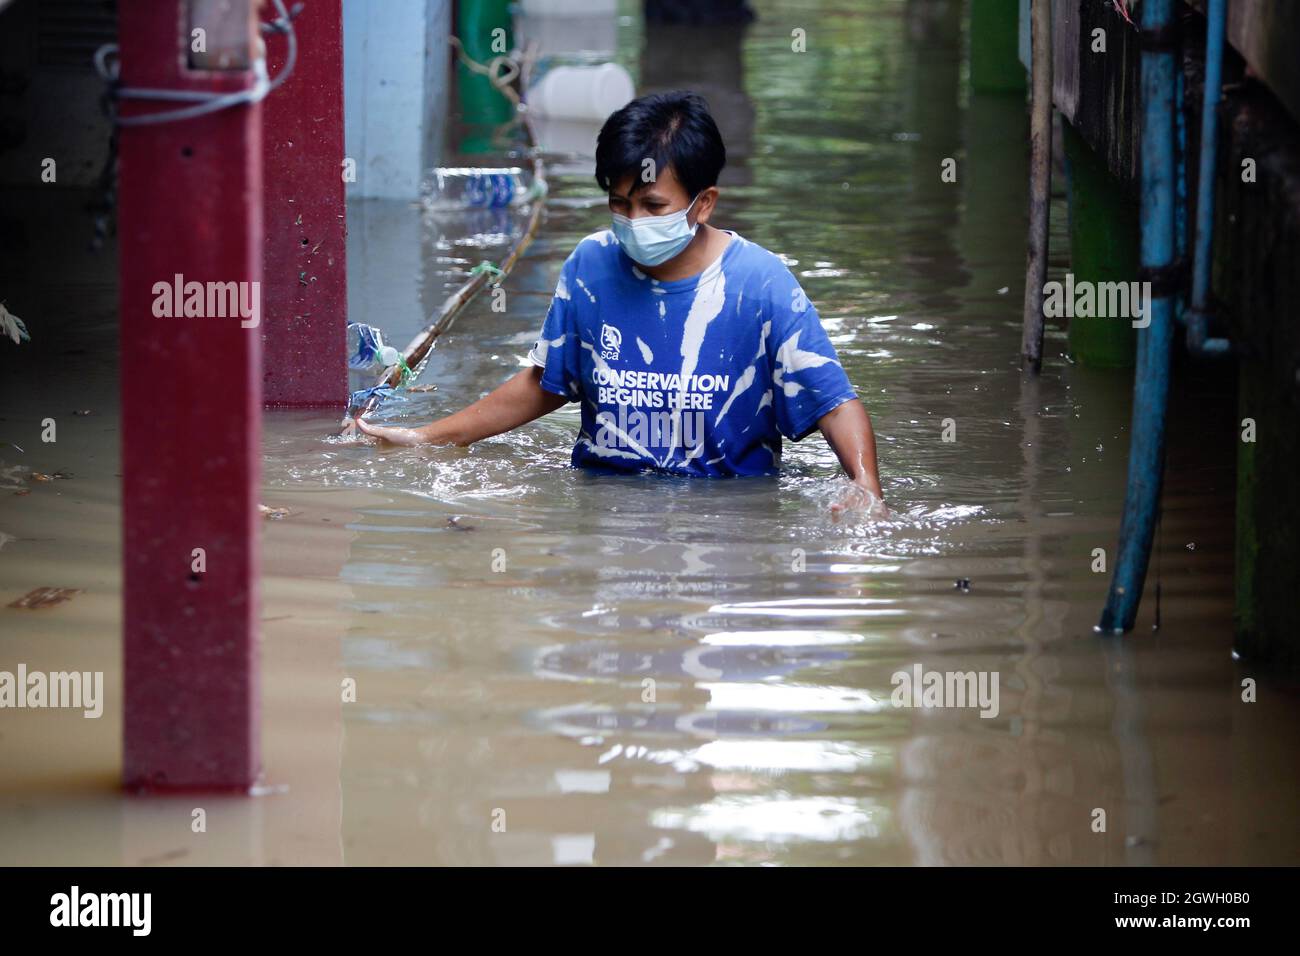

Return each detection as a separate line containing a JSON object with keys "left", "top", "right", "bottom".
{"left": 600, "top": 322, "right": 622, "bottom": 361}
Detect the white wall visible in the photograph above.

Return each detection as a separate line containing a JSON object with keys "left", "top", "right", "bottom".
{"left": 343, "top": 0, "right": 451, "bottom": 200}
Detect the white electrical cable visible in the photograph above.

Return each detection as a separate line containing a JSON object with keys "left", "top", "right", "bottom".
{"left": 94, "top": 0, "right": 297, "bottom": 127}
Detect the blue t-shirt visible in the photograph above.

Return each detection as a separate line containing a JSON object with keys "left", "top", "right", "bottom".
{"left": 528, "top": 229, "right": 857, "bottom": 477}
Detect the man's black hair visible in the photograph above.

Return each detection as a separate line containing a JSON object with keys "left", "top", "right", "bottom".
{"left": 595, "top": 90, "right": 726, "bottom": 199}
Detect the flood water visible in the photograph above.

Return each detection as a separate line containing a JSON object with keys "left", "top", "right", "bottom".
{"left": 2, "top": 0, "right": 1298, "bottom": 865}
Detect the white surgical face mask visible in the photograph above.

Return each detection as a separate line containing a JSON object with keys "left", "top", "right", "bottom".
{"left": 611, "top": 193, "right": 701, "bottom": 267}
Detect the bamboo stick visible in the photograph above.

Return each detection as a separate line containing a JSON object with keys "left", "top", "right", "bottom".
{"left": 340, "top": 109, "right": 547, "bottom": 434}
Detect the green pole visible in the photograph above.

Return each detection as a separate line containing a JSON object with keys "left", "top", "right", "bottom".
{"left": 970, "top": 0, "right": 1026, "bottom": 95}
{"left": 1063, "top": 120, "right": 1139, "bottom": 368}
{"left": 456, "top": 0, "right": 515, "bottom": 155}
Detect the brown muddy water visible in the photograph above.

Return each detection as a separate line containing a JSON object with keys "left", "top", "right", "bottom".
{"left": 1, "top": 0, "right": 1298, "bottom": 865}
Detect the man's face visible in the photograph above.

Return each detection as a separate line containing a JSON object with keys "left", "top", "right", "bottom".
{"left": 608, "top": 164, "right": 696, "bottom": 221}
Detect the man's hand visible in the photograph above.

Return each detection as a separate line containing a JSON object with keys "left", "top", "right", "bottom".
{"left": 817, "top": 399, "right": 886, "bottom": 518}
{"left": 353, "top": 419, "right": 427, "bottom": 446}
{"left": 830, "top": 479, "right": 890, "bottom": 522}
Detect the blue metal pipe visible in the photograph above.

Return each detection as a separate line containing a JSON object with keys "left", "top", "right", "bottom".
{"left": 1187, "top": 0, "right": 1232, "bottom": 356}
{"left": 1098, "top": 0, "right": 1178, "bottom": 634}
{"left": 1176, "top": 61, "right": 1189, "bottom": 307}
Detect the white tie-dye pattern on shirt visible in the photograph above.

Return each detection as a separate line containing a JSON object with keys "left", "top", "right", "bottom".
{"left": 773, "top": 329, "right": 839, "bottom": 397}
{"left": 662, "top": 262, "right": 727, "bottom": 466}
{"left": 713, "top": 319, "right": 770, "bottom": 428}
{"left": 528, "top": 332, "right": 566, "bottom": 369}
{"left": 528, "top": 229, "right": 855, "bottom": 476}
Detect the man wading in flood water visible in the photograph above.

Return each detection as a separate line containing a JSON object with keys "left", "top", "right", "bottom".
{"left": 357, "top": 90, "right": 885, "bottom": 515}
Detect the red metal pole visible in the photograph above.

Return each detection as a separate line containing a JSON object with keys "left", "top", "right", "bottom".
{"left": 118, "top": 0, "right": 262, "bottom": 791}
{"left": 261, "top": 0, "right": 348, "bottom": 407}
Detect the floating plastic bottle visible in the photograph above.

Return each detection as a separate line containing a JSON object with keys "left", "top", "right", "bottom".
{"left": 426, "top": 167, "right": 527, "bottom": 210}
{"left": 347, "top": 323, "right": 402, "bottom": 370}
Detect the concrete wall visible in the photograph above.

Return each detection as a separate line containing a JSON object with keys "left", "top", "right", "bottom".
{"left": 343, "top": 0, "right": 451, "bottom": 200}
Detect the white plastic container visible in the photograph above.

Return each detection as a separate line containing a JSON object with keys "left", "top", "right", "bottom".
{"left": 526, "top": 62, "right": 635, "bottom": 122}
{"left": 520, "top": 0, "right": 617, "bottom": 15}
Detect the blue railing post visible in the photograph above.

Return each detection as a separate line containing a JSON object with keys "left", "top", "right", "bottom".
{"left": 1098, "top": 0, "right": 1179, "bottom": 633}
{"left": 1187, "top": 0, "right": 1232, "bottom": 356}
